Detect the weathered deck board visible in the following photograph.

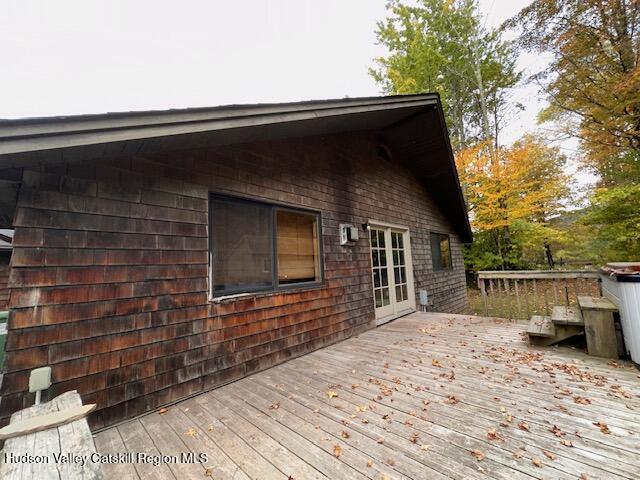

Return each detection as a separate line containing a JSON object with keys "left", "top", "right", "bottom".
{"left": 0, "top": 390, "right": 102, "bottom": 480}
{"left": 95, "top": 312, "right": 640, "bottom": 480}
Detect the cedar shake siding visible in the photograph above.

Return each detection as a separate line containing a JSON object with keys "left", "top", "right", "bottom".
{"left": 0, "top": 132, "right": 466, "bottom": 428}
{"left": 0, "top": 263, "right": 9, "bottom": 310}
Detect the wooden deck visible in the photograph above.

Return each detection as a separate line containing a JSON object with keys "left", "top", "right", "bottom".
{"left": 94, "top": 312, "right": 640, "bottom": 480}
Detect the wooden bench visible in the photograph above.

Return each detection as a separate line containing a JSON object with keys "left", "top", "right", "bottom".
{"left": 0, "top": 391, "right": 103, "bottom": 480}
{"left": 578, "top": 295, "right": 619, "bottom": 358}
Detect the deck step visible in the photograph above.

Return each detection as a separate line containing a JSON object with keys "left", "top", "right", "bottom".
{"left": 551, "top": 305, "right": 583, "bottom": 326}
{"left": 528, "top": 314, "right": 585, "bottom": 347}
{"left": 527, "top": 315, "right": 555, "bottom": 338}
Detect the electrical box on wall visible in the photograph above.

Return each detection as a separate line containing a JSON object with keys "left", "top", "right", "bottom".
{"left": 340, "top": 223, "right": 359, "bottom": 245}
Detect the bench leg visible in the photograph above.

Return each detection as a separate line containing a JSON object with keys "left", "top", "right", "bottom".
{"left": 583, "top": 310, "right": 618, "bottom": 358}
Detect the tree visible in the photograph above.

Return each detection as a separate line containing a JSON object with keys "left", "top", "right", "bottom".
{"left": 507, "top": 0, "right": 640, "bottom": 177}
{"left": 456, "top": 136, "right": 570, "bottom": 270}
{"left": 507, "top": 1, "right": 640, "bottom": 261}
{"left": 370, "top": 0, "right": 520, "bottom": 152}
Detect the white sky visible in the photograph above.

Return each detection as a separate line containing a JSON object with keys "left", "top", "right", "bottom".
{"left": 0, "top": 0, "right": 594, "bottom": 185}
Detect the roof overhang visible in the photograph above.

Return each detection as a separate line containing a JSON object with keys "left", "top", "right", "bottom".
{"left": 0, "top": 94, "right": 472, "bottom": 242}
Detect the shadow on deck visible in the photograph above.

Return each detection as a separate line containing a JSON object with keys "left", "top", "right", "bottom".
{"left": 94, "top": 312, "right": 640, "bottom": 480}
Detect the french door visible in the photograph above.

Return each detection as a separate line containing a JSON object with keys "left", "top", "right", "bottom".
{"left": 369, "top": 224, "right": 416, "bottom": 325}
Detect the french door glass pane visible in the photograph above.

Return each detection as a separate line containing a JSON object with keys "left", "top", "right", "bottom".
{"left": 391, "top": 230, "right": 408, "bottom": 302}
{"left": 370, "top": 228, "right": 390, "bottom": 307}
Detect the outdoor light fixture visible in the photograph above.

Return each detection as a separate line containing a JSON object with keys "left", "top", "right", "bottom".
{"left": 29, "top": 366, "right": 52, "bottom": 405}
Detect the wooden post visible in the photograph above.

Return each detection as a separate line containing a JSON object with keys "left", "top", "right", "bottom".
{"left": 514, "top": 279, "right": 521, "bottom": 320}
{"left": 480, "top": 279, "right": 488, "bottom": 316}
{"left": 489, "top": 279, "right": 494, "bottom": 316}
{"left": 578, "top": 296, "right": 619, "bottom": 359}
{"left": 583, "top": 309, "right": 618, "bottom": 358}
{"left": 503, "top": 278, "right": 511, "bottom": 319}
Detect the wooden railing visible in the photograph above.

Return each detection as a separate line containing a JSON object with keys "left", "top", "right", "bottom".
{"left": 476, "top": 270, "right": 601, "bottom": 320}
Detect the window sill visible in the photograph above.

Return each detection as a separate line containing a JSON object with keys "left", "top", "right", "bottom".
{"left": 210, "top": 282, "right": 325, "bottom": 304}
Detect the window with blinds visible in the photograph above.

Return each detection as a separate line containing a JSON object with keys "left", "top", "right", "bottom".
{"left": 277, "top": 210, "right": 320, "bottom": 284}
{"left": 210, "top": 194, "right": 322, "bottom": 297}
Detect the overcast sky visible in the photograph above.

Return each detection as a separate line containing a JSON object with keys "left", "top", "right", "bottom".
{"left": 0, "top": 0, "right": 593, "bottom": 185}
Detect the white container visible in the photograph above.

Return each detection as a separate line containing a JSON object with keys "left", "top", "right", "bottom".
{"left": 600, "top": 262, "right": 640, "bottom": 363}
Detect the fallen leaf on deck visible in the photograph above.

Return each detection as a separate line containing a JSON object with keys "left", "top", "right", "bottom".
{"left": 366, "top": 460, "right": 373, "bottom": 467}
{"left": 333, "top": 445, "right": 342, "bottom": 458}
{"left": 513, "top": 449, "right": 525, "bottom": 459}
{"left": 445, "top": 395, "right": 459, "bottom": 405}
{"left": 387, "top": 458, "right": 395, "bottom": 466}
{"left": 579, "top": 474, "right": 589, "bottom": 480}
{"left": 341, "top": 431, "right": 350, "bottom": 439}
{"left": 543, "top": 450, "right": 556, "bottom": 460}
{"left": 487, "top": 428, "right": 502, "bottom": 440}
{"left": 471, "top": 449, "right": 485, "bottom": 461}
{"left": 432, "top": 359, "right": 443, "bottom": 367}
{"left": 532, "top": 457, "right": 543, "bottom": 467}
{"left": 377, "top": 437, "right": 385, "bottom": 444}
{"left": 269, "top": 402, "right": 280, "bottom": 410}
{"left": 327, "top": 391, "right": 338, "bottom": 399}
{"left": 420, "top": 444, "right": 430, "bottom": 452}
{"left": 560, "top": 439, "right": 573, "bottom": 447}
{"left": 184, "top": 427, "right": 197, "bottom": 437}
{"left": 158, "top": 408, "right": 169, "bottom": 414}
{"left": 593, "top": 421, "right": 611, "bottom": 434}
{"left": 518, "top": 421, "right": 530, "bottom": 432}
{"left": 410, "top": 432, "right": 420, "bottom": 443}
{"left": 204, "top": 468, "right": 213, "bottom": 477}
{"left": 550, "top": 425, "right": 564, "bottom": 437}
{"left": 573, "top": 396, "right": 591, "bottom": 405}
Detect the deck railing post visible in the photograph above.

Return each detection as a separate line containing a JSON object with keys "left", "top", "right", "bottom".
{"left": 480, "top": 279, "right": 488, "bottom": 316}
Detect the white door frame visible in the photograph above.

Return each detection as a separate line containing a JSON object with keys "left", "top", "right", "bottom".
{"left": 368, "top": 220, "right": 416, "bottom": 326}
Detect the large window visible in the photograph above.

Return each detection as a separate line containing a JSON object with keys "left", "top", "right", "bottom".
{"left": 210, "top": 195, "right": 322, "bottom": 296}
{"left": 430, "top": 232, "right": 452, "bottom": 271}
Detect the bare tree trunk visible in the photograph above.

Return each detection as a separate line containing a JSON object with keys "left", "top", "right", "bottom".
{"left": 472, "top": 57, "right": 495, "bottom": 161}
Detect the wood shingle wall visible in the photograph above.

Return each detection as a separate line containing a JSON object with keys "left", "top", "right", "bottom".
{"left": 0, "top": 132, "right": 467, "bottom": 428}
{"left": 0, "top": 264, "right": 9, "bottom": 311}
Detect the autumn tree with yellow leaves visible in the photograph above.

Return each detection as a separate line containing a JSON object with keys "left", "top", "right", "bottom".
{"left": 456, "top": 136, "right": 570, "bottom": 270}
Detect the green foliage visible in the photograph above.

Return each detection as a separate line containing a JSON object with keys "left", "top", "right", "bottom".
{"left": 370, "top": 0, "right": 520, "bottom": 150}
{"left": 583, "top": 183, "right": 640, "bottom": 260}
{"left": 508, "top": 1, "right": 640, "bottom": 263}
